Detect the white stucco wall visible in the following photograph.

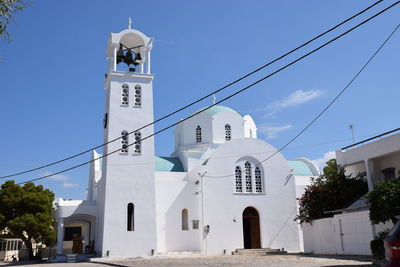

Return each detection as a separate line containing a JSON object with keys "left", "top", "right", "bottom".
{"left": 243, "top": 115, "right": 257, "bottom": 138}
{"left": 155, "top": 172, "right": 201, "bottom": 252}
{"left": 99, "top": 65, "right": 157, "bottom": 257}
{"left": 336, "top": 133, "right": 400, "bottom": 166}
{"left": 198, "top": 138, "right": 300, "bottom": 254}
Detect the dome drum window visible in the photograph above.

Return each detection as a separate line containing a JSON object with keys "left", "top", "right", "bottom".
{"left": 235, "top": 161, "right": 263, "bottom": 194}
{"left": 225, "top": 124, "right": 231, "bottom": 141}
{"left": 121, "top": 131, "right": 129, "bottom": 153}
{"left": 133, "top": 85, "right": 141, "bottom": 107}
{"left": 121, "top": 84, "right": 129, "bottom": 106}
{"left": 196, "top": 126, "right": 202, "bottom": 143}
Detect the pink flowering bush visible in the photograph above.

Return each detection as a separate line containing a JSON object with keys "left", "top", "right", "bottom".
{"left": 295, "top": 159, "right": 368, "bottom": 224}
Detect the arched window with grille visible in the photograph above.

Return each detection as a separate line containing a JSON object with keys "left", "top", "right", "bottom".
{"left": 235, "top": 166, "right": 242, "bottom": 192}
{"left": 225, "top": 124, "right": 231, "bottom": 141}
{"left": 121, "top": 84, "right": 129, "bottom": 106}
{"left": 234, "top": 160, "right": 264, "bottom": 194}
{"left": 196, "top": 126, "right": 202, "bottom": 143}
{"left": 134, "top": 85, "right": 141, "bottom": 107}
{"left": 182, "top": 209, "right": 189, "bottom": 230}
{"left": 121, "top": 130, "right": 128, "bottom": 153}
{"left": 245, "top": 161, "right": 252, "bottom": 192}
{"left": 255, "top": 166, "right": 263, "bottom": 193}
{"left": 127, "top": 203, "right": 134, "bottom": 231}
{"left": 133, "top": 131, "right": 142, "bottom": 155}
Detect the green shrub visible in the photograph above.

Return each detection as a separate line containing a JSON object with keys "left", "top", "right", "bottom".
{"left": 370, "top": 230, "right": 388, "bottom": 260}
{"left": 364, "top": 177, "right": 400, "bottom": 224}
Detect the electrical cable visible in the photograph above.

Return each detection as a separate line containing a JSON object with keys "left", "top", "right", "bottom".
{"left": 205, "top": 22, "right": 400, "bottom": 178}
{"left": 10, "top": 2, "right": 400, "bottom": 185}
{"left": 0, "top": 0, "right": 386, "bottom": 179}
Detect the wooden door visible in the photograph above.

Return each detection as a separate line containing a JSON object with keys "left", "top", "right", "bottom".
{"left": 243, "top": 207, "right": 261, "bottom": 249}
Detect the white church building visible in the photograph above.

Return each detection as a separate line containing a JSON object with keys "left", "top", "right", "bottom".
{"left": 54, "top": 25, "right": 318, "bottom": 258}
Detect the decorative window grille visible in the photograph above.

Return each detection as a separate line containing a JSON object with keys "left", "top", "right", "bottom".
{"left": 235, "top": 166, "right": 242, "bottom": 192}
{"left": 225, "top": 124, "right": 231, "bottom": 141}
{"left": 245, "top": 161, "right": 252, "bottom": 192}
{"left": 182, "top": 209, "right": 189, "bottom": 230}
{"left": 133, "top": 131, "right": 142, "bottom": 154}
{"left": 121, "top": 84, "right": 129, "bottom": 106}
{"left": 196, "top": 126, "right": 202, "bottom": 143}
{"left": 121, "top": 131, "right": 129, "bottom": 153}
{"left": 127, "top": 203, "right": 134, "bottom": 231}
{"left": 255, "top": 166, "right": 263, "bottom": 193}
{"left": 234, "top": 161, "right": 263, "bottom": 194}
{"left": 134, "top": 85, "right": 141, "bottom": 107}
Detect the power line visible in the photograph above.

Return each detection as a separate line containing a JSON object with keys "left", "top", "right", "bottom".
{"left": 0, "top": 0, "right": 385, "bottom": 179}
{"left": 205, "top": 22, "right": 400, "bottom": 178}
{"left": 11, "top": 2, "right": 400, "bottom": 186}
{"left": 252, "top": 22, "right": 400, "bottom": 169}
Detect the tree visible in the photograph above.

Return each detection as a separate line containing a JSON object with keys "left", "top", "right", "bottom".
{"left": 0, "top": 180, "right": 56, "bottom": 259}
{"left": 0, "top": 0, "right": 27, "bottom": 41}
{"left": 364, "top": 177, "right": 400, "bottom": 224}
{"left": 295, "top": 159, "right": 368, "bottom": 224}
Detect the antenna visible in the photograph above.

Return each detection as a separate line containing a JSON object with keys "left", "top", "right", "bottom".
{"left": 348, "top": 124, "right": 355, "bottom": 144}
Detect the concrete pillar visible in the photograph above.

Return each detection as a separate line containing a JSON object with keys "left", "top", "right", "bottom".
{"left": 365, "top": 159, "right": 378, "bottom": 237}
{"left": 56, "top": 218, "right": 64, "bottom": 255}
{"left": 364, "top": 159, "right": 375, "bottom": 192}
{"left": 146, "top": 50, "right": 151, "bottom": 74}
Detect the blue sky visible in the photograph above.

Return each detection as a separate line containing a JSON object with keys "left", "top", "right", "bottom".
{"left": 0, "top": 0, "right": 399, "bottom": 200}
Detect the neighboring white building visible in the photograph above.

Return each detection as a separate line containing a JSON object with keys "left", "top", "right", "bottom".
{"left": 336, "top": 129, "right": 400, "bottom": 192}
{"left": 303, "top": 129, "right": 400, "bottom": 255}
{"left": 54, "top": 25, "right": 318, "bottom": 258}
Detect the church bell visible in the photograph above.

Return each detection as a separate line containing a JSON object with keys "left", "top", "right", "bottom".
{"left": 124, "top": 50, "right": 135, "bottom": 66}
{"left": 116, "top": 45, "right": 125, "bottom": 64}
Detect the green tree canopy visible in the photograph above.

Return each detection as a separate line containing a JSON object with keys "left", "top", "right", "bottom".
{"left": 364, "top": 177, "right": 400, "bottom": 224}
{"left": 295, "top": 159, "right": 368, "bottom": 224}
{"left": 0, "top": 180, "right": 56, "bottom": 259}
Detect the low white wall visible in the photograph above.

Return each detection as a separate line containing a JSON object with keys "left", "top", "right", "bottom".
{"left": 303, "top": 218, "right": 337, "bottom": 254}
{"left": 302, "top": 210, "right": 394, "bottom": 255}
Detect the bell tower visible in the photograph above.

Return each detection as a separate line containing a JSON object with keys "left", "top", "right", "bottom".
{"left": 97, "top": 22, "right": 157, "bottom": 257}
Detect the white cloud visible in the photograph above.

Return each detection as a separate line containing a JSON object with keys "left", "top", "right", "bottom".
{"left": 253, "top": 89, "right": 323, "bottom": 117}
{"left": 42, "top": 171, "right": 70, "bottom": 181}
{"left": 63, "top": 182, "right": 79, "bottom": 188}
{"left": 312, "top": 151, "right": 336, "bottom": 172}
{"left": 258, "top": 124, "right": 293, "bottom": 139}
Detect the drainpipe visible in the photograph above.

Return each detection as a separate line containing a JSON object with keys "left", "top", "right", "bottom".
{"left": 198, "top": 171, "right": 207, "bottom": 255}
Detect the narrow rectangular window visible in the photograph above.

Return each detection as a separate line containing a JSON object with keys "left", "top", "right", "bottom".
{"left": 121, "top": 84, "right": 129, "bottom": 106}
{"left": 127, "top": 203, "right": 134, "bottom": 231}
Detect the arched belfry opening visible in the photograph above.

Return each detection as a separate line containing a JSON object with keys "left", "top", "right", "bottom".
{"left": 107, "top": 27, "right": 153, "bottom": 74}
{"left": 242, "top": 206, "right": 261, "bottom": 249}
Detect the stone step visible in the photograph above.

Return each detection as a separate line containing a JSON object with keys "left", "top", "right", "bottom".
{"left": 232, "top": 248, "right": 283, "bottom": 256}
{"left": 66, "top": 253, "right": 77, "bottom": 263}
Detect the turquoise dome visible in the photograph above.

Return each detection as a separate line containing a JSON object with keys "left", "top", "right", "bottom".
{"left": 193, "top": 105, "right": 240, "bottom": 117}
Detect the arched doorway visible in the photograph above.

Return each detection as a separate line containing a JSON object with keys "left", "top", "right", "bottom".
{"left": 242, "top": 207, "right": 261, "bottom": 249}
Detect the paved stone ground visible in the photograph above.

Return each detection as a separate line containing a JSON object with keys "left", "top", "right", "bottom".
{"left": 0, "top": 255, "right": 377, "bottom": 267}
{"left": 93, "top": 254, "right": 376, "bottom": 267}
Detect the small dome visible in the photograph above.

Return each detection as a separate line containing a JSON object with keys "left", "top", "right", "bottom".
{"left": 193, "top": 105, "right": 240, "bottom": 117}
